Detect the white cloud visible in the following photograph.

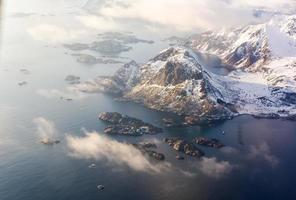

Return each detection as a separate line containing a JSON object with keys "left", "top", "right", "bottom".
{"left": 37, "top": 87, "right": 89, "bottom": 100}
{"left": 179, "top": 169, "right": 197, "bottom": 178}
{"left": 198, "top": 157, "right": 234, "bottom": 178}
{"left": 37, "top": 78, "right": 115, "bottom": 100}
{"left": 83, "top": 0, "right": 296, "bottom": 31}
{"left": 27, "top": 24, "right": 87, "bottom": 43}
{"left": 37, "top": 89, "right": 67, "bottom": 99}
{"left": 68, "top": 80, "right": 102, "bottom": 94}
{"left": 33, "top": 117, "right": 59, "bottom": 143}
{"left": 66, "top": 130, "right": 172, "bottom": 173}
{"left": 77, "top": 15, "right": 122, "bottom": 31}
{"left": 248, "top": 142, "right": 279, "bottom": 168}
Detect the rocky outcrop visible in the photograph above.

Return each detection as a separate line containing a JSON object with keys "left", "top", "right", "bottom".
{"left": 71, "top": 53, "right": 123, "bottom": 65}
{"left": 133, "top": 143, "right": 165, "bottom": 161}
{"left": 162, "top": 117, "right": 179, "bottom": 127}
{"left": 65, "top": 75, "right": 80, "bottom": 84}
{"left": 99, "top": 112, "right": 162, "bottom": 136}
{"left": 89, "top": 40, "right": 132, "bottom": 55}
{"left": 164, "top": 138, "right": 204, "bottom": 158}
{"left": 41, "top": 140, "right": 60, "bottom": 145}
{"left": 103, "top": 125, "right": 140, "bottom": 136}
{"left": 175, "top": 154, "right": 185, "bottom": 160}
{"left": 193, "top": 137, "right": 225, "bottom": 148}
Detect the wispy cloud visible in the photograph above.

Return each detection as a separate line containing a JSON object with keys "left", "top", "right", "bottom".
{"left": 248, "top": 142, "right": 279, "bottom": 168}
{"left": 76, "top": 15, "right": 122, "bottom": 31}
{"left": 221, "top": 146, "right": 239, "bottom": 155}
{"left": 33, "top": 117, "right": 59, "bottom": 143}
{"left": 37, "top": 86, "right": 90, "bottom": 100}
{"left": 66, "top": 130, "right": 172, "bottom": 173}
{"left": 27, "top": 24, "right": 87, "bottom": 43}
{"left": 198, "top": 157, "right": 234, "bottom": 178}
{"left": 83, "top": 0, "right": 296, "bottom": 31}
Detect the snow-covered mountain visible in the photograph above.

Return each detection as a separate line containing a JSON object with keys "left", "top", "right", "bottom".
{"left": 73, "top": 14, "right": 296, "bottom": 123}
{"left": 122, "top": 47, "right": 234, "bottom": 121}
{"left": 189, "top": 15, "right": 296, "bottom": 71}
{"left": 80, "top": 47, "right": 234, "bottom": 123}
{"left": 187, "top": 14, "right": 296, "bottom": 117}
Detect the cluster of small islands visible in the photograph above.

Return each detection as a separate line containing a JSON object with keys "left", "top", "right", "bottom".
{"left": 98, "top": 112, "right": 225, "bottom": 161}
{"left": 63, "top": 32, "right": 154, "bottom": 65}
{"left": 40, "top": 111, "right": 225, "bottom": 162}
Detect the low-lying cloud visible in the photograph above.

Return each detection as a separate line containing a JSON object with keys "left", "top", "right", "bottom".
{"left": 198, "top": 157, "right": 234, "bottom": 178}
{"left": 37, "top": 87, "right": 90, "bottom": 100}
{"left": 33, "top": 117, "right": 59, "bottom": 143}
{"left": 66, "top": 131, "right": 171, "bottom": 173}
{"left": 248, "top": 142, "right": 279, "bottom": 168}
{"left": 83, "top": 0, "right": 296, "bottom": 31}
{"left": 27, "top": 24, "right": 87, "bottom": 43}
{"left": 37, "top": 78, "right": 105, "bottom": 100}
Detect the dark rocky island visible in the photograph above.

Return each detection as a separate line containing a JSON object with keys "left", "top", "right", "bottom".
{"left": 71, "top": 53, "right": 123, "bottom": 65}
{"left": 175, "top": 154, "right": 185, "bottom": 160}
{"left": 133, "top": 143, "right": 165, "bottom": 161}
{"left": 193, "top": 137, "right": 225, "bottom": 148}
{"left": 65, "top": 75, "right": 80, "bottom": 85}
{"left": 99, "top": 112, "right": 163, "bottom": 136}
{"left": 20, "top": 68, "right": 31, "bottom": 75}
{"left": 41, "top": 140, "right": 60, "bottom": 145}
{"left": 164, "top": 138, "right": 205, "bottom": 158}
{"left": 97, "top": 32, "right": 154, "bottom": 45}
{"left": 18, "top": 81, "right": 27, "bottom": 86}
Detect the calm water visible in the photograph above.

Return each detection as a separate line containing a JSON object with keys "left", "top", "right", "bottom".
{"left": 1, "top": 1, "right": 296, "bottom": 200}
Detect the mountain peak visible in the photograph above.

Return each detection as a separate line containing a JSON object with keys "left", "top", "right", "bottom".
{"left": 141, "top": 47, "right": 203, "bottom": 86}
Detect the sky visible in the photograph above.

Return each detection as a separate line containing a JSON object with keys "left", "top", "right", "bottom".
{"left": 3, "top": 0, "right": 296, "bottom": 44}
{"left": 5, "top": 0, "right": 296, "bottom": 32}
{"left": 82, "top": 0, "right": 296, "bottom": 31}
